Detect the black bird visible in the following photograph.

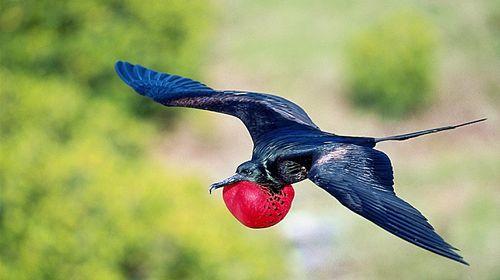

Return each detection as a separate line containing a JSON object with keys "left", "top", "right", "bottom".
{"left": 115, "top": 61, "right": 485, "bottom": 265}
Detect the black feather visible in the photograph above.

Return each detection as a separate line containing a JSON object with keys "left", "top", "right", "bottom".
{"left": 115, "top": 61, "right": 319, "bottom": 142}
{"left": 308, "top": 144, "right": 468, "bottom": 265}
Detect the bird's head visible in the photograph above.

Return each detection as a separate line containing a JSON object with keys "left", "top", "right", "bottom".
{"left": 210, "top": 160, "right": 276, "bottom": 193}
{"left": 236, "top": 161, "right": 269, "bottom": 183}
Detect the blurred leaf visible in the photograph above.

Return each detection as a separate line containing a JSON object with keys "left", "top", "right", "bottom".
{"left": 346, "top": 10, "right": 438, "bottom": 119}
{"left": 0, "top": 0, "right": 215, "bottom": 120}
{"left": 0, "top": 1, "right": 288, "bottom": 278}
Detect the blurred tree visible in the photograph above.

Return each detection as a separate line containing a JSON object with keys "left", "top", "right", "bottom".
{"left": 0, "top": 69, "right": 287, "bottom": 280}
{"left": 0, "top": 0, "right": 214, "bottom": 121}
{"left": 0, "top": 1, "right": 288, "bottom": 279}
{"left": 345, "top": 10, "right": 438, "bottom": 119}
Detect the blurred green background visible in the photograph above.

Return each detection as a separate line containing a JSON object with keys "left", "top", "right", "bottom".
{"left": 0, "top": 0, "right": 498, "bottom": 279}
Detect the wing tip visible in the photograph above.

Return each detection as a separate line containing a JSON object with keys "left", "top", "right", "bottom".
{"left": 458, "top": 258, "right": 470, "bottom": 266}
{"left": 443, "top": 246, "right": 469, "bottom": 266}
{"left": 448, "top": 246, "right": 469, "bottom": 266}
{"left": 115, "top": 60, "right": 137, "bottom": 84}
{"left": 450, "top": 253, "right": 470, "bottom": 266}
{"left": 115, "top": 60, "right": 152, "bottom": 96}
{"left": 114, "top": 60, "right": 214, "bottom": 96}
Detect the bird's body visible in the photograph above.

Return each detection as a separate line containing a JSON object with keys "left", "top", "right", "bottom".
{"left": 115, "top": 61, "right": 485, "bottom": 265}
{"left": 251, "top": 128, "right": 373, "bottom": 188}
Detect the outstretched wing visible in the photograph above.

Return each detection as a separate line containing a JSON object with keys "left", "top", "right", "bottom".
{"left": 115, "top": 61, "right": 319, "bottom": 142}
{"left": 308, "top": 144, "right": 468, "bottom": 265}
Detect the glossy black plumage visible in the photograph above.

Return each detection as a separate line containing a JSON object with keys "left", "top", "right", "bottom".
{"left": 115, "top": 61, "right": 319, "bottom": 143}
{"left": 115, "top": 61, "right": 482, "bottom": 265}
{"left": 308, "top": 145, "right": 466, "bottom": 264}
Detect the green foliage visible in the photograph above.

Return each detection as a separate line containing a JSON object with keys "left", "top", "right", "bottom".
{"left": 0, "top": 70, "right": 287, "bottom": 279}
{"left": 0, "top": 0, "right": 214, "bottom": 120}
{"left": 346, "top": 10, "right": 437, "bottom": 118}
{"left": 0, "top": 2, "right": 288, "bottom": 279}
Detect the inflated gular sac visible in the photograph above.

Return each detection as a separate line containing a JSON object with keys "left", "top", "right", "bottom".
{"left": 223, "top": 181, "right": 294, "bottom": 228}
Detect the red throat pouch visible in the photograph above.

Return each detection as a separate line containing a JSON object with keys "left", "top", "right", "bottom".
{"left": 222, "top": 181, "right": 294, "bottom": 228}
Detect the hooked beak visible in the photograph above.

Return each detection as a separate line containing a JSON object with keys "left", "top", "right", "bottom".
{"left": 209, "top": 173, "right": 246, "bottom": 194}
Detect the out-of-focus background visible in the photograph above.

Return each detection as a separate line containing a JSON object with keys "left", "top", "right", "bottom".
{"left": 1, "top": 0, "right": 499, "bottom": 279}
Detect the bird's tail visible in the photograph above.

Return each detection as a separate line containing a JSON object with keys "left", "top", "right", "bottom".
{"left": 374, "top": 118, "right": 487, "bottom": 143}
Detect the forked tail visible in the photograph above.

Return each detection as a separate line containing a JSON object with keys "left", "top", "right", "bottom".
{"left": 374, "top": 118, "right": 487, "bottom": 143}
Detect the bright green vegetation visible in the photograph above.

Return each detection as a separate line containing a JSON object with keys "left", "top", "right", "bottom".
{"left": 0, "top": 1, "right": 287, "bottom": 279}
{"left": 346, "top": 10, "right": 437, "bottom": 118}
{"left": 0, "top": 0, "right": 213, "bottom": 119}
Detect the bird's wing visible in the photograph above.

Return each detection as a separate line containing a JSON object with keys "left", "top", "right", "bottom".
{"left": 307, "top": 144, "right": 468, "bottom": 265}
{"left": 115, "top": 61, "right": 319, "bottom": 142}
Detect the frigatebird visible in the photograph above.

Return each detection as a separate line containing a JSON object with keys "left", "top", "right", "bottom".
{"left": 115, "top": 61, "right": 485, "bottom": 265}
